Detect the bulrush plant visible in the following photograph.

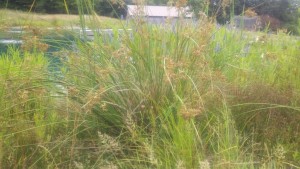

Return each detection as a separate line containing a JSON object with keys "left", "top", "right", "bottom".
{"left": 62, "top": 4, "right": 258, "bottom": 167}
{"left": 60, "top": 1, "right": 277, "bottom": 168}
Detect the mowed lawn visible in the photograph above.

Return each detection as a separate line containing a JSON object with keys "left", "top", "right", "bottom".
{"left": 0, "top": 9, "right": 124, "bottom": 29}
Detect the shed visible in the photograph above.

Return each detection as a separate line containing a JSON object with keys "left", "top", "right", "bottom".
{"left": 233, "top": 16, "right": 262, "bottom": 31}
{"left": 126, "top": 5, "right": 193, "bottom": 24}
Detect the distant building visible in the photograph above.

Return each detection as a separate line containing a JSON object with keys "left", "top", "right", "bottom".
{"left": 233, "top": 16, "right": 262, "bottom": 31}
{"left": 126, "top": 5, "right": 193, "bottom": 24}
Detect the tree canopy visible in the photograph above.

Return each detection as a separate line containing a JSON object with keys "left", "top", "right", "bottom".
{"left": 234, "top": 0, "right": 299, "bottom": 34}
{"left": 193, "top": 0, "right": 299, "bottom": 34}
{"left": 0, "top": 0, "right": 126, "bottom": 18}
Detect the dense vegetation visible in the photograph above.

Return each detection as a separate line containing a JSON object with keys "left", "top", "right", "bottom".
{"left": 0, "top": 0, "right": 127, "bottom": 17}
{"left": 233, "top": 0, "right": 299, "bottom": 34}
{"left": 1, "top": 1, "right": 300, "bottom": 168}
{"left": 188, "top": 0, "right": 300, "bottom": 34}
{"left": 2, "top": 0, "right": 299, "bottom": 34}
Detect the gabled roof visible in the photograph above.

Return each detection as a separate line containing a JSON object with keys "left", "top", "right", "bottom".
{"left": 127, "top": 5, "right": 193, "bottom": 18}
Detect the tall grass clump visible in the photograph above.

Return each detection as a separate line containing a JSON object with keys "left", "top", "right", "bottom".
{"left": 61, "top": 4, "right": 259, "bottom": 167}
{"left": 60, "top": 1, "right": 300, "bottom": 167}
{"left": 62, "top": 23, "right": 214, "bottom": 167}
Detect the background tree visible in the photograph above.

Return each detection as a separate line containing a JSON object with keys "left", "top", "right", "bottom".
{"left": 1, "top": 0, "right": 126, "bottom": 18}
{"left": 187, "top": 0, "right": 209, "bottom": 18}
{"left": 148, "top": 0, "right": 168, "bottom": 5}
{"left": 234, "top": 0, "right": 300, "bottom": 34}
{"left": 2, "top": 0, "right": 35, "bottom": 11}
{"left": 187, "top": 0, "right": 299, "bottom": 34}
{"left": 95, "top": 0, "right": 127, "bottom": 18}
{"left": 40, "top": 0, "right": 66, "bottom": 14}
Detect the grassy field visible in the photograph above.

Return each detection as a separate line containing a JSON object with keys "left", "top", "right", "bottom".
{"left": 0, "top": 9, "right": 123, "bottom": 29}
{"left": 0, "top": 9, "right": 300, "bottom": 168}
